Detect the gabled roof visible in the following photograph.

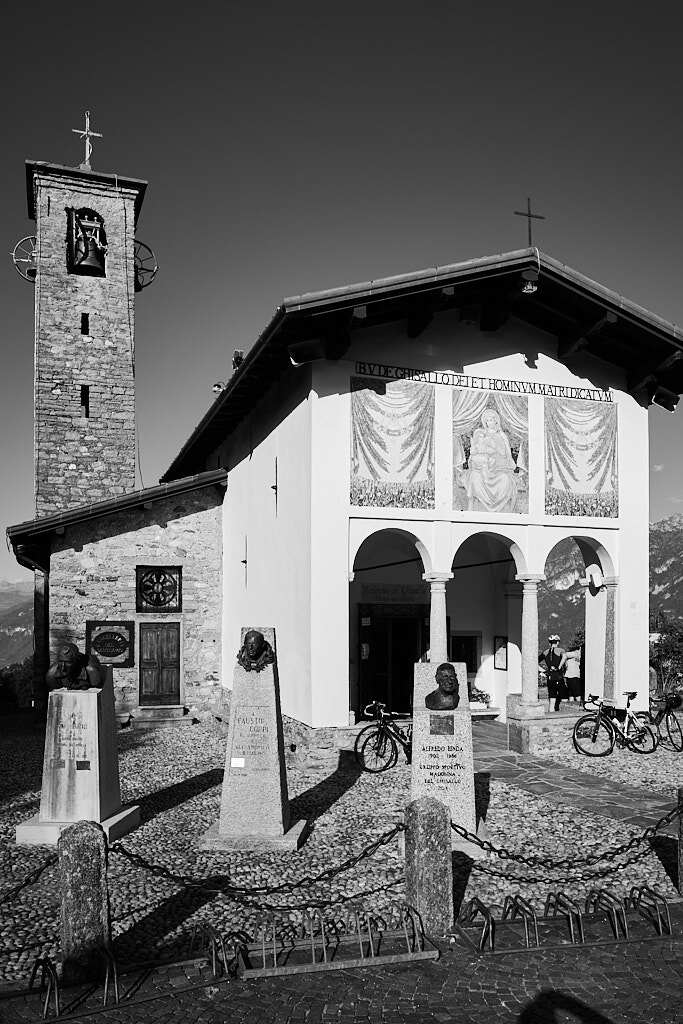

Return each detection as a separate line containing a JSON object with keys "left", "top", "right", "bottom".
{"left": 6, "top": 469, "right": 227, "bottom": 572}
{"left": 162, "top": 248, "right": 683, "bottom": 482}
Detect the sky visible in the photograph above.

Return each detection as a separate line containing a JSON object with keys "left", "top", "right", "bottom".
{"left": 1, "top": 1, "right": 682, "bottom": 580}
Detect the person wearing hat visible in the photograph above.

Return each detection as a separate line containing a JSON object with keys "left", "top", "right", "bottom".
{"left": 538, "top": 635, "right": 567, "bottom": 712}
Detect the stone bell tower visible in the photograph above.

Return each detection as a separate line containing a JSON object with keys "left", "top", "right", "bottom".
{"left": 27, "top": 121, "right": 148, "bottom": 517}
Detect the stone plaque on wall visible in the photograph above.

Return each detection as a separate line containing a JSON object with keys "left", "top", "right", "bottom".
{"left": 86, "top": 620, "right": 134, "bottom": 667}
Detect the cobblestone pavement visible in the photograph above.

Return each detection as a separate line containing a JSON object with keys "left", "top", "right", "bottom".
{"left": 2, "top": 715, "right": 682, "bottom": 1021}
{"left": 2, "top": 909, "right": 683, "bottom": 1024}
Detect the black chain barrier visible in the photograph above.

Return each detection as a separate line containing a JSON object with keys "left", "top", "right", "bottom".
{"left": 451, "top": 802, "right": 681, "bottom": 871}
{"left": 471, "top": 847, "right": 653, "bottom": 885}
{"left": 109, "top": 823, "right": 405, "bottom": 897}
{"left": 0, "top": 855, "right": 57, "bottom": 907}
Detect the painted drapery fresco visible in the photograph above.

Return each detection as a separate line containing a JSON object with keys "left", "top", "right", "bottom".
{"left": 544, "top": 398, "right": 618, "bottom": 516}
{"left": 453, "top": 390, "right": 529, "bottom": 513}
{"left": 350, "top": 376, "right": 434, "bottom": 508}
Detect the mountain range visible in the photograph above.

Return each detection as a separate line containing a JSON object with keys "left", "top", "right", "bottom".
{"left": 0, "top": 515, "right": 681, "bottom": 669}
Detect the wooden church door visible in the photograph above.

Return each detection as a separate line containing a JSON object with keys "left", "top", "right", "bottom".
{"left": 139, "top": 623, "right": 181, "bottom": 705}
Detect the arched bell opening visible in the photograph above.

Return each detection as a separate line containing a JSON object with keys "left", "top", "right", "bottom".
{"left": 349, "top": 529, "right": 429, "bottom": 718}
{"left": 448, "top": 532, "right": 525, "bottom": 714}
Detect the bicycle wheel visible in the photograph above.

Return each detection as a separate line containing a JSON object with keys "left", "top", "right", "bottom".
{"left": 353, "top": 724, "right": 381, "bottom": 765}
{"left": 356, "top": 728, "right": 398, "bottom": 773}
{"left": 665, "top": 711, "right": 683, "bottom": 751}
{"left": 625, "top": 720, "right": 658, "bottom": 754}
{"left": 573, "top": 714, "right": 614, "bottom": 756}
{"left": 635, "top": 711, "right": 659, "bottom": 746}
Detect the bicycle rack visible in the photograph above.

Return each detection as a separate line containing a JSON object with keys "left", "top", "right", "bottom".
{"left": 188, "top": 922, "right": 242, "bottom": 978}
{"left": 99, "top": 946, "right": 120, "bottom": 1007}
{"left": 29, "top": 955, "right": 60, "bottom": 1020}
{"left": 238, "top": 903, "right": 439, "bottom": 978}
{"left": 453, "top": 887, "right": 676, "bottom": 956}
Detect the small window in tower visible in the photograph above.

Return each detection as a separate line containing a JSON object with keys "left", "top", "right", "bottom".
{"left": 81, "top": 313, "right": 89, "bottom": 335}
{"left": 80, "top": 385, "right": 90, "bottom": 418}
{"left": 67, "top": 208, "right": 107, "bottom": 277}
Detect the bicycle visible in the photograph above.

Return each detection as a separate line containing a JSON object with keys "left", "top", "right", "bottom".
{"left": 636, "top": 691, "right": 683, "bottom": 751}
{"left": 353, "top": 701, "right": 413, "bottom": 773}
{"left": 572, "top": 691, "right": 658, "bottom": 757}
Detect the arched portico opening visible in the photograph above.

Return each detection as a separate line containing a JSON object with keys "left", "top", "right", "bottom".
{"left": 447, "top": 532, "right": 526, "bottom": 714}
{"left": 349, "top": 529, "right": 429, "bottom": 717}
{"left": 541, "top": 536, "right": 616, "bottom": 702}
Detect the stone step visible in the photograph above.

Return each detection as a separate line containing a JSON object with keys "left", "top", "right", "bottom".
{"left": 130, "top": 706, "right": 190, "bottom": 730}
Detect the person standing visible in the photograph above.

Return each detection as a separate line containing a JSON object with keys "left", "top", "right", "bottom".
{"left": 538, "top": 635, "right": 567, "bottom": 712}
{"left": 564, "top": 648, "right": 582, "bottom": 702}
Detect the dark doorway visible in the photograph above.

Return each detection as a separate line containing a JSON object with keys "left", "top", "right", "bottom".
{"left": 358, "top": 604, "right": 429, "bottom": 713}
{"left": 139, "top": 622, "right": 181, "bottom": 705}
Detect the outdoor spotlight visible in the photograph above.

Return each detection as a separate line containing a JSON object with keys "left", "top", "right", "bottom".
{"left": 212, "top": 381, "right": 226, "bottom": 394}
{"left": 521, "top": 269, "right": 539, "bottom": 295}
{"left": 652, "top": 386, "right": 680, "bottom": 413}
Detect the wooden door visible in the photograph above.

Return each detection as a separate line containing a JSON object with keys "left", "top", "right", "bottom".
{"left": 139, "top": 623, "right": 180, "bottom": 705}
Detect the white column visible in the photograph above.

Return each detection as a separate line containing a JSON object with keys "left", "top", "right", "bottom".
{"left": 516, "top": 573, "right": 544, "bottom": 709}
{"left": 422, "top": 572, "right": 453, "bottom": 663}
{"left": 602, "top": 576, "right": 618, "bottom": 701}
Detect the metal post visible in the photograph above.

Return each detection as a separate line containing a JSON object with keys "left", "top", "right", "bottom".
{"left": 678, "top": 787, "right": 683, "bottom": 896}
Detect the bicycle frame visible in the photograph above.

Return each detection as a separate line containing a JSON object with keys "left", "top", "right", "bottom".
{"left": 584, "top": 696, "right": 642, "bottom": 743}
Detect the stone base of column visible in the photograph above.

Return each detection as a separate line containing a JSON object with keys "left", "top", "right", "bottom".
{"left": 506, "top": 696, "right": 582, "bottom": 755}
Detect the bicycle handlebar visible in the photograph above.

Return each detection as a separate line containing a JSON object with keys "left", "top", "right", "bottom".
{"left": 362, "top": 701, "right": 387, "bottom": 718}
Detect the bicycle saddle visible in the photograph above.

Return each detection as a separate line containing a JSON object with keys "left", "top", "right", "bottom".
{"left": 624, "top": 691, "right": 638, "bottom": 700}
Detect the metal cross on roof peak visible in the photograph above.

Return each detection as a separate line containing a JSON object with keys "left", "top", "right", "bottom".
{"left": 72, "top": 110, "right": 102, "bottom": 170}
{"left": 514, "top": 197, "right": 545, "bottom": 247}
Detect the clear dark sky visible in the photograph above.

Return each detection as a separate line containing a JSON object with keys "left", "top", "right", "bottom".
{"left": 1, "top": 2, "right": 681, "bottom": 579}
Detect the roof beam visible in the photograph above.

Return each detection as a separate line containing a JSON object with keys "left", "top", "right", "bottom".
{"left": 557, "top": 311, "right": 618, "bottom": 360}
{"left": 628, "top": 351, "right": 683, "bottom": 396}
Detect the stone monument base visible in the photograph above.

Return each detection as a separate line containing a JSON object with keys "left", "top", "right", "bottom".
{"left": 199, "top": 818, "right": 307, "bottom": 852}
{"left": 16, "top": 805, "right": 140, "bottom": 847}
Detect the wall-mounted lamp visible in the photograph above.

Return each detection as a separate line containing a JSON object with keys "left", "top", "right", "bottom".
{"left": 212, "top": 381, "right": 226, "bottom": 394}
{"left": 521, "top": 269, "right": 539, "bottom": 295}
{"left": 232, "top": 349, "right": 244, "bottom": 370}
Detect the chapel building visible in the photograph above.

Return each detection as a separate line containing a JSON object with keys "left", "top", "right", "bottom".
{"left": 8, "top": 155, "right": 683, "bottom": 749}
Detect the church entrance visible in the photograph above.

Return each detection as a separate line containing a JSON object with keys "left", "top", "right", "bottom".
{"left": 358, "top": 603, "right": 429, "bottom": 714}
{"left": 139, "top": 622, "right": 181, "bottom": 705}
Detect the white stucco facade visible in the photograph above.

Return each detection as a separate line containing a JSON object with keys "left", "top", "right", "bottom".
{"left": 217, "top": 310, "right": 649, "bottom": 727}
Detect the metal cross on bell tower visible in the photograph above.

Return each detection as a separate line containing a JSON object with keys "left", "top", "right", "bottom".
{"left": 514, "top": 197, "right": 545, "bottom": 247}
{"left": 72, "top": 111, "right": 102, "bottom": 170}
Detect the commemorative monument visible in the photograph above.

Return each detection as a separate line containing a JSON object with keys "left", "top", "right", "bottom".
{"left": 15, "top": 643, "right": 139, "bottom": 846}
{"left": 410, "top": 660, "right": 478, "bottom": 853}
{"left": 202, "top": 627, "right": 306, "bottom": 850}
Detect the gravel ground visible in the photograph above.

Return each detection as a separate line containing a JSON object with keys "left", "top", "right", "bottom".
{"left": 538, "top": 733, "right": 683, "bottom": 800}
{"left": 1, "top": 719, "right": 680, "bottom": 986}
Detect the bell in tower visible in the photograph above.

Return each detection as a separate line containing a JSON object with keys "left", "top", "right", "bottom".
{"left": 67, "top": 207, "right": 107, "bottom": 276}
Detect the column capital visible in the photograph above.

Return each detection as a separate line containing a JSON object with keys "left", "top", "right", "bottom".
{"left": 515, "top": 573, "right": 545, "bottom": 586}
{"left": 422, "top": 572, "right": 454, "bottom": 584}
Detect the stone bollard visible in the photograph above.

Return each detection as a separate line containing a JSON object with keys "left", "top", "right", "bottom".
{"left": 678, "top": 787, "right": 683, "bottom": 897}
{"left": 405, "top": 796, "right": 453, "bottom": 937}
{"left": 57, "top": 821, "right": 111, "bottom": 983}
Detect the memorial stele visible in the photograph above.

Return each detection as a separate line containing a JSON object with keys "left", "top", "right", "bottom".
{"left": 411, "top": 659, "right": 481, "bottom": 855}
{"left": 201, "top": 627, "right": 306, "bottom": 850}
{"left": 15, "top": 644, "right": 139, "bottom": 846}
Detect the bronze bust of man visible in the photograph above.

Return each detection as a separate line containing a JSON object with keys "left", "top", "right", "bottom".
{"left": 46, "top": 642, "right": 105, "bottom": 691}
{"left": 425, "top": 662, "right": 460, "bottom": 710}
{"left": 237, "top": 629, "right": 275, "bottom": 673}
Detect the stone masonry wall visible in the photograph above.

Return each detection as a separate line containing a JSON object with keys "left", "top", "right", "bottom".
{"left": 48, "top": 488, "right": 222, "bottom": 713}
{"left": 33, "top": 171, "right": 138, "bottom": 516}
